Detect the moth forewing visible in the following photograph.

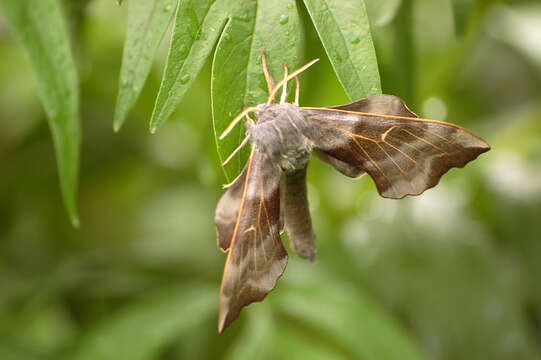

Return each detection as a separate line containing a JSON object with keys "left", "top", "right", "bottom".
{"left": 218, "top": 148, "right": 287, "bottom": 334}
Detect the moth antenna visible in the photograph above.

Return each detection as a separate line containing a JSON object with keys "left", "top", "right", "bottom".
{"left": 267, "top": 58, "right": 319, "bottom": 104}
{"left": 261, "top": 51, "right": 275, "bottom": 96}
{"left": 219, "top": 107, "right": 260, "bottom": 140}
{"left": 221, "top": 135, "right": 251, "bottom": 167}
{"left": 280, "top": 63, "right": 289, "bottom": 104}
{"left": 294, "top": 76, "right": 300, "bottom": 105}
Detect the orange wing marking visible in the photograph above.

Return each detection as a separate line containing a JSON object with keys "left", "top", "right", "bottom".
{"left": 382, "top": 140, "right": 426, "bottom": 174}
{"left": 349, "top": 136, "right": 396, "bottom": 197}
{"left": 386, "top": 133, "right": 424, "bottom": 154}
{"left": 409, "top": 124, "right": 458, "bottom": 150}
{"left": 400, "top": 129, "right": 449, "bottom": 155}
{"left": 256, "top": 193, "right": 268, "bottom": 264}
{"left": 375, "top": 141, "right": 415, "bottom": 192}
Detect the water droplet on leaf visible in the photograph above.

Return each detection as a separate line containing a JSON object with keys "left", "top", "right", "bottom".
{"left": 351, "top": 36, "right": 360, "bottom": 44}
{"left": 279, "top": 15, "right": 289, "bottom": 24}
{"left": 180, "top": 74, "right": 191, "bottom": 84}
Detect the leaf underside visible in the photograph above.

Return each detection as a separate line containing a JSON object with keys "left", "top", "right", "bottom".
{"left": 0, "top": 0, "right": 80, "bottom": 226}
{"left": 150, "top": 0, "right": 228, "bottom": 133}
{"left": 211, "top": 0, "right": 303, "bottom": 182}
{"left": 303, "top": 0, "right": 382, "bottom": 101}
{"left": 113, "top": 0, "right": 177, "bottom": 131}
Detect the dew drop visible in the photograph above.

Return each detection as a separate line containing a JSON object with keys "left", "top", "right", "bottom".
{"left": 179, "top": 44, "right": 188, "bottom": 56}
{"left": 279, "top": 15, "right": 289, "bottom": 25}
{"left": 180, "top": 74, "right": 191, "bottom": 84}
{"left": 287, "top": 3, "right": 294, "bottom": 9}
{"left": 237, "top": 12, "right": 250, "bottom": 22}
{"left": 351, "top": 36, "right": 360, "bottom": 44}
{"left": 164, "top": 4, "right": 172, "bottom": 12}
{"left": 224, "top": 33, "right": 232, "bottom": 41}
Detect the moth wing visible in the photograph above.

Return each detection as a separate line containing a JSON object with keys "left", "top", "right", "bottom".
{"left": 214, "top": 164, "right": 248, "bottom": 251}
{"left": 302, "top": 96, "right": 490, "bottom": 199}
{"left": 313, "top": 148, "right": 364, "bottom": 178}
{"left": 218, "top": 148, "right": 287, "bottom": 333}
{"left": 330, "top": 94, "right": 418, "bottom": 117}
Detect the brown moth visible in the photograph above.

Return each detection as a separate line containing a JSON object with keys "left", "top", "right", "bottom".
{"left": 214, "top": 52, "right": 490, "bottom": 333}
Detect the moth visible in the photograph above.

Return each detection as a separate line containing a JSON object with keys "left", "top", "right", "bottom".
{"left": 214, "top": 52, "right": 490, "bottom": 333}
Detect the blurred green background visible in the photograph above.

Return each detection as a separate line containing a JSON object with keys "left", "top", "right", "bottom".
{"left": 1, "top": 0, "right": 541, "bottom": 359}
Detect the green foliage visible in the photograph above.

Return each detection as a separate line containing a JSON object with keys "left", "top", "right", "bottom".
{"left": 0, "top": 0, "right": 80, "bottom": 226}
{"left": 303, "top": 0, "right": 381, "bottom": 100}
{"left": 151, "top": 0, "right": 227, "bottom": 134}
{"left": 72, "top": 286, "right": 216, "bottom": 360}
{"left": 1, "top": 1, "right": 541, "bottom": 360}
{"left": 113, "top": 0, "right": 177, "bottom": 131}
{"left": 211, "top": 0, "right": 303, "bottom": 180}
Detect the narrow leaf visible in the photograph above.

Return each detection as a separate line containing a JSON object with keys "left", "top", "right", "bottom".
{"left": 72, "top": 286, "right": 216, "bottom": 360}
{"left": 113, "top": 0, "right": 177, "bottom": 131}
{"left": 212, "top": 0, "right": 302, "bottom": 181}
{"left": 149, "top": 0, "right": 228, "bottom": 133}
{"left": 303, "top": 0, "right": 381, "bottom": 100}
{"left": 0, "top": 0, "right": 80, "bottom": 226}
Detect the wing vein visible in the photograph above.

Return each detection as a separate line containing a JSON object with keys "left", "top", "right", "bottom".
{"left": 400, "top": 129, "right": 449, "bottom": 155}
{"left": 375, "top": 141, "right": 414, "bottom": 192}
{"left": 383, "top": 140, "right": 426, "bottom": 174}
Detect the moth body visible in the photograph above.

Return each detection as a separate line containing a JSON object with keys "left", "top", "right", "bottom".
{"left": 249, "top": 103, "right": 313, "bottom": 173}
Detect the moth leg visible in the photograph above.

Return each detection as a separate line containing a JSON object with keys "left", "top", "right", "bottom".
{"left": 280, "top": 63, "right": 289, "bottom": 104}
{"left": 261, "top": 51, "right": 275, "bottom": 96}
{"left": 221, "top": 107, "right": 255, "bottom": 167}
{"left": 221, "top": 136, "right": 251, "bottom": 167}
{"left": 294, "top": 76, "right": 300, "bottom": 106}
{"left": 219, "top": 107, "right": 260, "bottom": 140}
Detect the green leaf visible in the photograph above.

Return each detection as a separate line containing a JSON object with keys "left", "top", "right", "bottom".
{"left": 116, "top": 0, "right": 124, "bottom": 5}
{"left": 0, "top": 0, "right": 80, "bottom": 226}
{"left": 113, "top": 0, "right": 177, "bottom": 131}
{"left": 273, "top": 262, "right": 427, "bottom": 360}
{"left": 302, "top": 0, "right": 381, "bottom": 100}
{"left": 149, "top": 0, "right": 228, "bottom": 133}
{"left": 72, "top": 285, "right": 216, "bottom": 360}
{"left": 211, "top": 0, "right": 302, "bottom": 182}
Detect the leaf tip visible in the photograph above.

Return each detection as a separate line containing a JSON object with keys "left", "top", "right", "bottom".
{"left": 113, "top": 107, "right": 126, "bottom": 133}
{"left": 70, "top": 215, "right": 80, "bottom": 228}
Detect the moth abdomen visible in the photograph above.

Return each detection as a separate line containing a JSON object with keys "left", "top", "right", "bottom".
{"left": 283, "top": 167, "right": 316, "bottom": 261}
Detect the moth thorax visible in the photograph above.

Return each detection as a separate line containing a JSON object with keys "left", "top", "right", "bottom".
{"left": 251, "top": 103, "right": 314, "bottom": 172}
